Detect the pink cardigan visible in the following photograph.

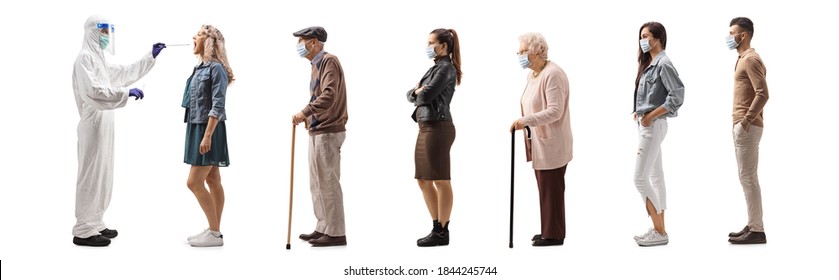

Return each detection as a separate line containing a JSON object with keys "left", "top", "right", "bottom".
{"left": 519, "top": 62, "right": 573, "bottom": 170}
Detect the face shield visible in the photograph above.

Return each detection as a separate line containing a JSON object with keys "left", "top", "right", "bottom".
{"left": 97, "top": 22, "right": 115, "bottom": 55}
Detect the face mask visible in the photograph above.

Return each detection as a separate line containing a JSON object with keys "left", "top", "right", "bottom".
{"left": 99, "top": 34, "right": 110, "bottom": 50}
{"left": 518, "top": 54, "right": 531, "bottom": 69}
{"left": 639, "top": 39, "right": 651, "bottom": 53}
{"left": 726, "top": 34, "right": 740, "bottom": 50}
{"left": 426, "top": 45, "right": 437, "bottom": 59}
{"left": 296, "top": 41, "right": 310, "bottom": 58}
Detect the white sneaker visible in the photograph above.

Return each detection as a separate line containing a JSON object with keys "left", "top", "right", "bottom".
{"left": 634, "top": 228, "right": 656, "bottom": 241}
{"left": 187, "top": 228, "right": 209, "bottom": 242}
{"left": 189, "top": 231, "right": 223, "bottom": 247}
{"left": 637, "top": 230, "right": 668, "bottom": 247}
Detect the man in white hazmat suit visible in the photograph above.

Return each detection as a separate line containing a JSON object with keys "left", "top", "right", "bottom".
{"left": 71, "top": 15, "right": 166, "bottom": 247}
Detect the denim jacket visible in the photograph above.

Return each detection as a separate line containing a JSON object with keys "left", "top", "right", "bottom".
{"left": 182, "top": 61, "right": 228, "bottom": 123}
{"left": 407, "top": 56, "right": 456, "bottom": 122}
{"left": 634, "top": 51, "right": 684, "bottom": 118}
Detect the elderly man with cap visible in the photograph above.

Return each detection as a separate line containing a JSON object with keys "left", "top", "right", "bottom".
{"left": 292, "top": 26, "right": 349, "bottom": 247}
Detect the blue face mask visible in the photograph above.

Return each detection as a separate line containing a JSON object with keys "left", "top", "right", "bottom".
{"left": 99, "top": 34, "right": 110, "bottom": 50}
{"left": 639, "top": 39, "right": 651, "bottom": 53}
{"left": 426, "top": 45, "right": 437, "bottom": 59}
{"left": 518, "top": 54, "right": 531, "bottom": 69}
{"left": 296, "top": 41, "right": 310, "bottom": 58}
{"left": 726, "top": 34, "right": 740, "bottom": 50}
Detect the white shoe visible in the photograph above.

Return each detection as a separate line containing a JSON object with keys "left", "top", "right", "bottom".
{"left": 637, "top": 230, "right": 668, "bottom": 247}
{"left": 634, "top": 228, "right": 656, "bottom": 241}
{"left": 187, "top": 228, "right": 209, "bottom": 242}
{"left": 189, "top": 231, "right": 223, "bottom": 247}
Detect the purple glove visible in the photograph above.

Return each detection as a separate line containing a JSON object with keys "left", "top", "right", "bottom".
{"left": 129, "top": 88, "right": 144, "bottom": 100}
{"left": 152, "top": 43, "right": 166, "bottom": 58}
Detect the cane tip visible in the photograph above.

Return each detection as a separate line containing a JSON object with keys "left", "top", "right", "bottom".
{"left": 286, "top": 244, "right": 291, "bottom": 250}
{"left": 509, "top": 243, "right": 513, "bottom": 248}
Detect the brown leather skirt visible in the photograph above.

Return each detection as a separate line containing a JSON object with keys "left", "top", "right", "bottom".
{"left": 414, "top": 121, "right": 456, "bottom": 180}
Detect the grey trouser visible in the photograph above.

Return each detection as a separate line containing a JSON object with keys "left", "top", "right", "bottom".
{"left": 733, "top": 123, "right": 764, "bottom": 232}
{"left": 308, "top": 132, "right": 346, "bottom": 236}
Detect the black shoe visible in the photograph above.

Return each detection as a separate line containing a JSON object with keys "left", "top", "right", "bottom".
{"left": 417, "top": 232, "right": 449, "bottom": 247}
{"left": 417, "top": 220, "right": 449, "bottom": 247}
{"left": 73, "top": 235, "right": 111, "bottom": 247}
{"left": 729, "top": 231, "right": 767, "bottom": 244}
{"left": 532, "top": 234, "right": 541, "bottom": 241}
{"left": 728, "top": 226, "right": 749, "bottom": 238}
{"left": 299, "top": 231, "right": 324, "bottom": 241}
{"left": 532, "top": 238, "right": 564, "bottom": 246}
{"left": 100, "top": 228, "right": 118, "bottom": 239}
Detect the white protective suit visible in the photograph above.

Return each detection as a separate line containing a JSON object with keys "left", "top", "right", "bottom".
{"left": 71, "top": 15, "right": 156, "bottom": 238}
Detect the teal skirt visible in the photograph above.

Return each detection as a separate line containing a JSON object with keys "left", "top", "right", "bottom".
{"left": 184, "top": 121, "right": 230, "bottom": 167}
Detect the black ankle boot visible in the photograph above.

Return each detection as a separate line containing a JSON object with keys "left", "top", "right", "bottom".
{"left": 417, "top": 220, "right": 449, "bottom": 247}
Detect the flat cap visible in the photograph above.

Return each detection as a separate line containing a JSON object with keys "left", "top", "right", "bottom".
{"left": 292, "top": 26, "right": 327, "bottom": 42}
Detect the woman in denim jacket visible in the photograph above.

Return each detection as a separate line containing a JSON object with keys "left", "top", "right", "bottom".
{"left": 182, "top": 25, "right": 235, "bottom": 247}
{"left": 406, "top": 28, "right": 462, "bottom": 247}
{"left": 632, "top": 22, "right": 684, "bottom": 247}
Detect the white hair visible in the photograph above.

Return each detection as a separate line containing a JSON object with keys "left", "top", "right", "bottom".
{"left": 519, "top": 32, "right": 549, "bottom": 60}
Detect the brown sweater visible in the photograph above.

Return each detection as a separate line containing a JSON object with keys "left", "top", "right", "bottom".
{"left": 732, "top": 48, "right": 769, "bottom": 127}
{"left": 301, "top": 52, "right": 348, "bottom": 135}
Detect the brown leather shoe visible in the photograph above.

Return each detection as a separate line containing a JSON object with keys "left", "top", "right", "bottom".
{"left": 728, "top": 226, "right": 749, "bottom": 238}
{"left": 299, "top": 231, "right": 323, "bottom": 241}
{"left": 532, "top": 238, "right": 564, "bottom": 247}
{"left": 309, "top": 235, "right": 347, "bottom": 247}
{"left": 729, "top": 231, "right": 767, "bottom": 244}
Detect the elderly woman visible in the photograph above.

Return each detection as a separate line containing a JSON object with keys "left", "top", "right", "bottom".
{"left": 510, "top": 33, "right": 573, "bottom": 247}
{"left": 183, "top": 24, "right": 235, "bottom": 247}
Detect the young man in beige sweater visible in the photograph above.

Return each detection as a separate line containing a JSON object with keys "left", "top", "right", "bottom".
{"left": 726, "top": 17, "right": 769, "bottom": 245}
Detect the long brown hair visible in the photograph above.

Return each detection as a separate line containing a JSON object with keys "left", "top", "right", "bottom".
{"left": 199, "top": 25, "right": 235, "bottom": 84}
{"left": 430, "top": 28, "right": 462, "bottom": 85}
{"left": 633, "top": 22, "right": 667, "bottom": 98}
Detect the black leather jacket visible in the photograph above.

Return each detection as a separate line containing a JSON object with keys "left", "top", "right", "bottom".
{"left": 407, "top": 57, "right": 456, "bottom": 122}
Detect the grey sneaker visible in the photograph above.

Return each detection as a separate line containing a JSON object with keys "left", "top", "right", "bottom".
{"left": 637, "top": 230, "right": 668, "bottom": 247}
{"left": 634, "top": 228, "right": 656, "bottom": 241}
{"left": 187, "top": 228, "right": 209, "bottom": 242}
{"left": 189, "top": 231, "right": 223, "bottom": 247}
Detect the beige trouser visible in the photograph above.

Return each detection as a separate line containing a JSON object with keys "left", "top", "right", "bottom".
{"left": 733, "top": 123, "right": 764, "bottom": 232}
{"left": 308, "top": 132, "right": 346, "bottom": 237}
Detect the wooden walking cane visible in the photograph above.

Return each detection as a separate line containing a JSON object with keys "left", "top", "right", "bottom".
{"left": 286, "top": 124, "right": 296, "bottom": 250}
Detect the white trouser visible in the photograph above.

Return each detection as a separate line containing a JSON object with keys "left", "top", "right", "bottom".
{"left": 733, "top": 122, "right": 764, "bottom": 232}
{"left": 308, "top": 132, "right": 347, "bottom": 236}
{"left": 634, "top": 118, "right": 668, "bottom": 214}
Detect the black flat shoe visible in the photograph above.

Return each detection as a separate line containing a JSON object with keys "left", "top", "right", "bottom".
{"left": 532, "top": 234, "right": 541, "bottom": 241}
{"left": 73, "top": 235, "right": 111, "bottom": 247}
{"left": 532, "top": 238, "right": 564, "bottom": 246}
{"left": 100, "top": 228, "right": 118, "bottom": 239}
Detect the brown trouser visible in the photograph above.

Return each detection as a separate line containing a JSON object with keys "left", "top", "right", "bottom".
{"left": 733, "top": 123, "right": 764, "bottom": 232}
{"left": 535, "top": 165, "right": 567, "bottom": 240}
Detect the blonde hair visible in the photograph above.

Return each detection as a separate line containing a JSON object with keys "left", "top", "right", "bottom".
{"left": 199, "top": 25, "right": 235, "bottom": 84}
{"left": 519, "top": 32, "right": 549, "bottom": 60}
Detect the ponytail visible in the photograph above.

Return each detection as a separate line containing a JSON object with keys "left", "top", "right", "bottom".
{"left": 431, "top": 28, "right": 463, "bottom": 85}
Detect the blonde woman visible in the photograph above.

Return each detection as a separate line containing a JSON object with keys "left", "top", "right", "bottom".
{"left": 183, "top": 25, "right": 235, "bottom": 247}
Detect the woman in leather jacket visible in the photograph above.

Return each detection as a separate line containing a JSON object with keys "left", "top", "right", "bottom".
{"left": 406, "top": 28, "right": 462, "bottom": 247}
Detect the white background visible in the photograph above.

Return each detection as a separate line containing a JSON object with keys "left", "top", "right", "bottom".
{"left": 1, "top": 0, "right": 837, "bottom": 279}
